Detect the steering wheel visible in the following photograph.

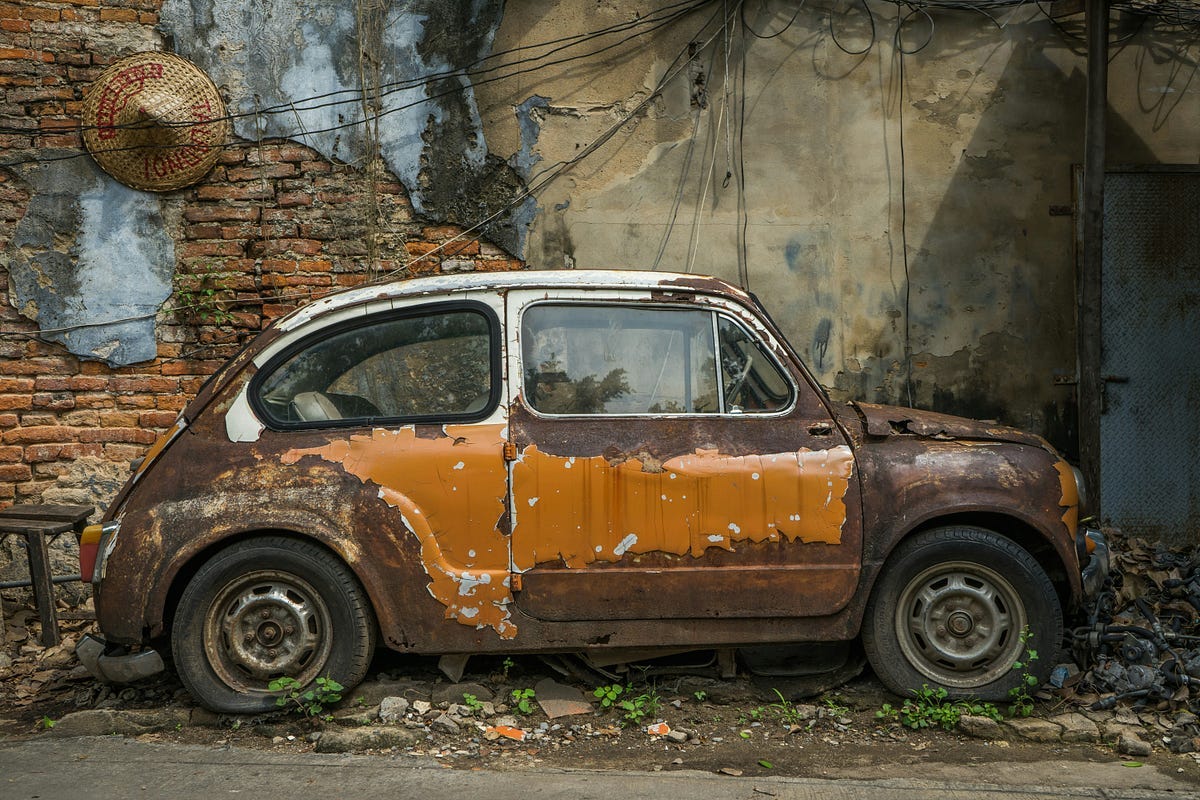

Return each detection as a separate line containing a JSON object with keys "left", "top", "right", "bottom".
{"left": 724, "top": 355, "right": 753, "bottom": 406}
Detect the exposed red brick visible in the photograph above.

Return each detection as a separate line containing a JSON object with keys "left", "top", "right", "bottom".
{"left": 2, "top": 425, "right": 79, "bottom": 444}
{"left": 98, "top": 410, "right": 140, "bottom": 427}
{"left": 104, "top": 443, "right": 144, "bottom": 462}
{"left": 0, "top": 464, "right": 31, "bottom": 481}
{"left": 196, "top": 184, "right": 274, "bottom": 201}
{"left": 0, "top": 394, "right": 32, "bottom": 411}
{"left": 99, "top": 8, "right": 137, "bottom": 21}
{"left": 17, "top": 7, "right": 61, "bottom": 22}
{"left": 31, "top": 392, "right": 74, "bottom": 410}
{"left": 24, "top": 442, "right": 103, "bottom": 462}
{"left": 138, "top": 411, "right": 178, "bottom": 428}
{"left": 183, "top": 206, "right": 260, "bottom": 223}
{"left": 76, "top": 427, "right": 157, "bottom": 444}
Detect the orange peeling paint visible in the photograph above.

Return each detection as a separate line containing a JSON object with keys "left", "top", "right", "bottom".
{"left": 283, "top": 428, "right": 854, "bottom": 641}
{"left": 282, "top": 425, "right": 516, "bottom": 638}
{"left": 510, "top": 445, "right": 855, "bottom": 572}
{"left": 1054, "top": 460, "right": 1080, "bottom": 535}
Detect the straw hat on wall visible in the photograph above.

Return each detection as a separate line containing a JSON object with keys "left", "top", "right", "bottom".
{"left": 81, "top": 51, "right": 229, "bottom": 192}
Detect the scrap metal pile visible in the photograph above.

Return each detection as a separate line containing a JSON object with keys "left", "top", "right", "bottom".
{"left": 1068, "top": 531, "right": 1200, "bottom": 748}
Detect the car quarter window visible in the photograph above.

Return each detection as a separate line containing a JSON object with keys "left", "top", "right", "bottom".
{"left": 717, "top": 315, "right": 792, "bottom": 413}
{"left": 521, "top": 303, "right": 792, "bottom": 415}
{"left": 254, "top": 307, "right": 495, "bottom": 426}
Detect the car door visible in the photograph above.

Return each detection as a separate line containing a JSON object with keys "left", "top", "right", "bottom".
{"left": 251, "top": 297, "right": 516, "bottom": 639}
{"left": 504, "top": 287, "right": 863, "bottom": 621}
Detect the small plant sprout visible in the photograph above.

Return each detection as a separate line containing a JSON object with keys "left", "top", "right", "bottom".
{"left": 511, "top": 687, "right": 537, "bottom": 715}
{"left": 593, "top": 684, "right": 625, "bottom": 709}
{"left": 1008, "top": 627, "right": 1039, "bottom": 717}
{"left": 616, "top": 686, "right": 662, "bottom": 727}
{"left": 876, "top": 684, "right": 1001, "bottom": 731}
{"left": 462, "top": 693, "right": 484, "bottom": 713}
{"left": 269, "top": 676, "right": 344, "bottom": 718}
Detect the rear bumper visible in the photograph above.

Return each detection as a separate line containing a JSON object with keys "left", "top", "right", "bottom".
{"left": 75, "top": 634, "right": 165, "bottom": 684}
{"left": 1080, "top": 527, "right": 1110, "bottom": 598}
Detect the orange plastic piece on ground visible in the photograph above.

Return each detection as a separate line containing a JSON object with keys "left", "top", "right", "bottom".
{"left": 488, "top": 725, "right": 527, "bottom": 741}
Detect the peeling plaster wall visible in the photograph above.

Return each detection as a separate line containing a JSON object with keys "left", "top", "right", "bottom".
{"left": 4, "top": 154, "right": 175, "bottom": 366}
{"left": 0, "top": 0, "right": 527, "bottom": 514}
{"left": 158, "top": 0, "right": 529, "bottom": 254}
{"left": 475, "top": 1, "right": 1199, "bottom": 453}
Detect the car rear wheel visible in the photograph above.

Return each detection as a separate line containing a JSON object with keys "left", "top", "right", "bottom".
{"left": 862, "top": 526, "right": 1061, "bottom": 701}
{"left": 172, "top": 536, "right": 376, "bottom": 714}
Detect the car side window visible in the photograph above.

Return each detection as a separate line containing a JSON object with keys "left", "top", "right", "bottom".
{"left": 717, "top": 316, "right": 792, "bottom": 413}
{"left": 254, "top": 308, "right": 494, "bottom": 426}
{"left": 521, "top": 304, "right": 791, "bottom": 415}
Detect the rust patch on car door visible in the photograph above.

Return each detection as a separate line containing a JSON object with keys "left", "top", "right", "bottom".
{"left": 282, "top": 424, "right": 516, "bottom": 638}
{"left": 510, "top": 444, "right": 855, "bottom": 572}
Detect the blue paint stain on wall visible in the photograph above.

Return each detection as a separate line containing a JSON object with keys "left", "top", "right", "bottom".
{"left": 511, "top": 95, "right": 550, "bottom": 177}
{"left": 159, "top": 0, "right": 527, "bottom": 254}
{"left": 7, "top": 153, "right": 173, "bottom": 366}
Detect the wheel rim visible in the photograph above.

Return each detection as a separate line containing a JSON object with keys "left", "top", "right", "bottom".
{"left": 202, "top": 569, "right": 333, "bottom": 693}
{"left": 893, "top": 560, "right": 1027, "bottom": 688}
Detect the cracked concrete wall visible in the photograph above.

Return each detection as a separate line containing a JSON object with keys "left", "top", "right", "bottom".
{"left": 6, "top": 0, "right": 527, "bottom": 368}
{"left": 4, "top": 154, "right": 176, "bottom": 367}
{"left": 475, "top": 1, "right": 1200, "bottom": 453}
{"left": 158, "top": 0, "right": 529, "bottom": 255}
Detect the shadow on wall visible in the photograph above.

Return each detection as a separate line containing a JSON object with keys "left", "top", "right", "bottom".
{"left": 835, "top": 14, "right": 1164, "bottom": 459}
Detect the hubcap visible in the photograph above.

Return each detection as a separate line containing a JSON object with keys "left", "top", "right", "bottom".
{"left": 203, "top": 570, "right": 332, "bottom": 692}
{"left": 894, "top": 560, "right": 1027, "bottom": 688}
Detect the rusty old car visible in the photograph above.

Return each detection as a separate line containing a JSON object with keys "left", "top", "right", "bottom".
{"left": 76, "top": 270, "right": 1107, "bottom": 712}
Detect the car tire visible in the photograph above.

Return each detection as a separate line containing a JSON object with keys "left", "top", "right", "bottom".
{"left": 861, "top": 526, "right": 1061, "bottom": 701}
{"left": 171, "top": 536, "right": 376, "bottom": 714}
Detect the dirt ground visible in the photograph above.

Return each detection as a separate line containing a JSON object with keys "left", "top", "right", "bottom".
{"left": 2, "top": 609, "right": 1200, "bottom": 789}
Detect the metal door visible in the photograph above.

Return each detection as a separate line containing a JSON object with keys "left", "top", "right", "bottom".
{"left": 1101, "top": 169, "right": 1200, "bottom": 541}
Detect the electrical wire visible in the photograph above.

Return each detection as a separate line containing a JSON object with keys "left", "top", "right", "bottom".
{"left": 1, "top": 3, "right": 729, "bottom": 343}
{"left": 894, "top": 10, "right": 915, "bottom": 408}
{"left": 742, "top": 0, "right": 806, "bottom": 39}
{"left": 19, "top": 0, "right": 712, "bottom": 139}
{"left": 0, "top": 288, "right": 321, "bottom": 338}
{"left": 736, "top": 7, "right": 750, "bottom": 291}
{"left": 652, "top": 44, "right": 718, "bottom": 270}
{"left": 372, "top": 0, "right": 736, "bottom": 284}
{"left": 830, "top": 0, "right": 877, "bottom": 56}
{"left": 0, "top": 0, "right": 715, "bottom": 168}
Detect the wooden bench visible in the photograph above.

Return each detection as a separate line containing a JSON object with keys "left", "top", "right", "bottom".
{"left": 0, "top": 504, "right": 93, "bottom": 647}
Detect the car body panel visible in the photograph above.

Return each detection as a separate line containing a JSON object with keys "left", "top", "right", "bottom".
{"left": 91, "top": 270, "right": 1085, "bottom": 663}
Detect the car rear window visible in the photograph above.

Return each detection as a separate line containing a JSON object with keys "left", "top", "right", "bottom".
{"left": 254, "top": 306, "right": 496, "bottom": 427}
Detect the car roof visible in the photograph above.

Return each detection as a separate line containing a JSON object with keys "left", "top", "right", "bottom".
{"left": 276, "top": 269, "right": 751, "bottom": 331}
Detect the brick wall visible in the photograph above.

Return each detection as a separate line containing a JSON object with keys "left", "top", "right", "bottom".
{"left": 0, "top": 0, "right": 523, "bottom": 512}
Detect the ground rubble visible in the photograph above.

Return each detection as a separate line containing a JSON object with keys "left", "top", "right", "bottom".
{"left": 1, "top": 530, "right": 1200, "bottom": 781}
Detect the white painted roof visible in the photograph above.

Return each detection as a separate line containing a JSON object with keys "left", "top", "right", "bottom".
{"left": 276, "top": 269, "right": 749, "bottom": 331}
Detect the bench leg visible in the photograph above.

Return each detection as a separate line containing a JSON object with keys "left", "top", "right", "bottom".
{"left": 24, "top": 532, "right": 60, "bottom": 647}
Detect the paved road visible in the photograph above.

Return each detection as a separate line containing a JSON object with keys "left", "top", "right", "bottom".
{"left": 1, "top": 737, "right": 1196, "bottom": 800}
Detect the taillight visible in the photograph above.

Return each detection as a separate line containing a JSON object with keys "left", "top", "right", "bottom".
{"left": 79, "top": 524, "right": 101, "bottom": 582}
{"left": 79, "top": 522, "right": 119, "bottom": 583}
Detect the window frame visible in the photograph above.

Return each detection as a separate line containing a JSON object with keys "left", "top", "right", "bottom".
{"left": 249, "top": 299, "right": 502, "bottom": 431}
{"left": 518, "top": 300, "right": 796, "bottom": 419}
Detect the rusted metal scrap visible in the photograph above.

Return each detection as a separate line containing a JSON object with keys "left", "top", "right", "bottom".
{"left": 1072, "top": 530, "right": 1200, "bottom": 751}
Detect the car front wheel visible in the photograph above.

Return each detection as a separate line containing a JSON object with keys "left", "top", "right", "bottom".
{"left": 171, "top": 536, "right": 376, "bottom": 714}
{"left": 862, "top": 526, "right": 1061, "bottom": 701}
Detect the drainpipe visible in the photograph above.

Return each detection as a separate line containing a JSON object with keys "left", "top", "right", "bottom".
{"left": 1079, "top": 0, "right": 1108, "bottom": 519}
